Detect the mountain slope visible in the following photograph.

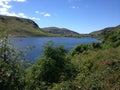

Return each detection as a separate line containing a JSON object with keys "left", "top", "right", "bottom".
{"left": 0, "top": 15, "right": 54, "bottom": 37}
{"left": 90, "top": 25, "right": 120, "bottom": 37}
{"left": 41, "top": 27, "right": 80, "bottom": 37}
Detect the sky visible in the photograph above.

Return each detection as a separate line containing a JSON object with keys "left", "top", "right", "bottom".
{"left": 0, "top": 0, "right": 120, "bottom": 33}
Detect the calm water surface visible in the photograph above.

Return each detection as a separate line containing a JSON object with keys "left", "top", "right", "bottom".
{"left": 12, "top": 37, "right": 100, "bottom": 61}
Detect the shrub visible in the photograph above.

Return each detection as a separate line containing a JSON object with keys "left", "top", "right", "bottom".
{"left": 25, "top": 41, "right": 76, "bottom": 89}
{"left": 70, "top": 43, "right": 102, "bottom": 56}
{"left": 103, "top": 29, "right": 120, "bottom": 48}
{"left": 0, "top": 35, "right": 26, "bottom": 90}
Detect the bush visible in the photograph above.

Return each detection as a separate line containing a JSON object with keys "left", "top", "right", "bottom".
{"left": 70, "top": 43, "right": 102, "bottom": 56}
{"left": 25, "top": 41, "right": 76, "bottom": 89}
{"left": 103, "top": 29, "right": 120, "bottom": 48}
{"left": 0, "top": 35, "right": 27, "bottom": 90}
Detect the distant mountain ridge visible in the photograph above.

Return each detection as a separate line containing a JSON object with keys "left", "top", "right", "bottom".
{"left": 41, "top": 27, "right": 80, "bottom": 37}
{"left": 90, "top": 25, "right": 120, "bottom": 37}
{"left": 0, "top": 15, "right": 80, "bottom": 37}
{"left": 0, "top": 15, "right": 120, "bottom": 37}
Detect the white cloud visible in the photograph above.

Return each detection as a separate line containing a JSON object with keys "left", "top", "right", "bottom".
{"left": 44, "top": 13, "right": 51, "bottom": 17}
{"left": 0, "top": 0, "right": 12, "bottom": 10}
{"left": 0, "top": 3, "right": 12, "bottom": 9}
{"left": 35, "top": 11, "right": 39, "bottom": 14}
{"left": 18, "top": 13, "right": 27, "bottom": 18}
{"left": 36, "top": 18, "right": 40, "bottom": 20}
{"left": 35, "top": 10, "right": 51, "bottom": 17}
{"left": 6, "top": 12, "right": 18, "bottom": 16}
{"left": 0, "top": 0, "right": 40, "bottom": 21}
{"left": 0, "top": 0, "right": 26, "bottom": 17}
{"left": 30, "top": 17, "right": 40, "bottom": 21}
{"left": 35, "top": 10, "right": 45, "bottom": 15}
{"left": 0, "top": 8, "right": 7, "bottom": 14}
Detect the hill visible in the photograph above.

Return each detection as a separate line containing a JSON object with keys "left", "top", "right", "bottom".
{"left": 41, "top": 27, "right": 80, "bottom": 37}
{"left": 90, "top": 25, "right": 120, "bottom": 37}
{"left": 0, "top": 15, "right": 81, "bottom": 37}
{"left": 0, "top": 15, "right": 54, "bottom": 37}
{"left": 1, "top": 15, "right": 119, "bottom": 38}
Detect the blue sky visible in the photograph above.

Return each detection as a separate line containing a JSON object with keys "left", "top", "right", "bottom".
{"left": 0, "top": 0, "right": 120, "bottom": 33}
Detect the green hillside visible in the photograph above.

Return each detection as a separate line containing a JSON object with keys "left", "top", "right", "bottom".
{"left": 0, "top": 15, "right": 55, "bottom": 37}
{"left": 90, "top": 25, "right": 120, "bottom": 37}
{"left": 0, "top": 15, "right": 81, "bottom": 37}
{"left": 41, "top": 27, "right": 80, "bottom": 37}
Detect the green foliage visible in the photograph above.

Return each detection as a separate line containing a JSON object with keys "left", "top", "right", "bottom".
{"left": 70, "top": 29, "right": 120, "bottom": 57}
{"left": 103, "top": 29, "right": 120, "bottom": 48}
{"left": 70, "top": 43, "right": 102, "bottom": 56}
{"left": 0, "top": 35, "right": 27, "bottom": 90}
{"left": 51, "top": 47, "right": 120, "bottom": 90}
{"left": 89, "top": 25, "right": 120, "bottom": 37}
{"left": 50, "top": 29, "right": 120, "bottom": 90}
{"left": 39, "top": 41, "right": 67, "bottom": 83}
{"left": 43, "top": 41, "right": 66, "bottom": 60}
{"left": 25, "top": 41, "right": 76, "bottom": 89}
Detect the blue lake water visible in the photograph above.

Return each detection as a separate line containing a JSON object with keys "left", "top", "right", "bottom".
{"left": 12, "top": 37, "right": 100, "bottom": 61}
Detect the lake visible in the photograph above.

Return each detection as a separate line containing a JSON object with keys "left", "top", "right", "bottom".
{"left": 12, "top": 37, "right": 100, "bottom": 61}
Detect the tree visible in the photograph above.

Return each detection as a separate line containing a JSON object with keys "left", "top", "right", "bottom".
{"left": 25, "top": 41, "right": 76, "bottom": 89}
{"left": 0, "top": 34, "right": 26, "bottom": 90}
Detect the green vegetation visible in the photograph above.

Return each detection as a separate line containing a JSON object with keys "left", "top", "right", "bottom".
{"left": 90, "top": 25, "right": 120, "bottom": 37}
{"left": 51, "top": 47, "right": 120, "bottom": 90}
{"left": 0, "top": 15, "right": 56, "bottom": 37}
{"left": 50, "top": 27, "right": 120, "bottom": 90}
{"left": 41, "top": 27, "right": 80, "bottom": 37}
{"left": 70, "top": 43, "right": 102, "bottom": 56}
{"left": 0, "top": 34, "right": 26, "bottom": 90}
{"left": 103, "top": 29, "right": 120, "bottom": 48}
{"left": 25, "top": 42, "right": 76, "bottom": 90}
{"left": 0, "top": 26, "right": 120, "bottom": 90}
{"left": 0, "top": 15, "right": 81, "bottom": 37}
